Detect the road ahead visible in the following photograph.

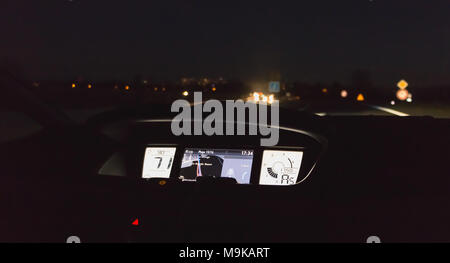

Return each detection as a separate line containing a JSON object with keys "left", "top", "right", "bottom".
{"left": 284, "top": 99, "right": 450, "bottom": 118}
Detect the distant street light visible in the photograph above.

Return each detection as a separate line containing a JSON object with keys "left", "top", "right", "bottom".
{"left": 396, "top": 89, "right": 408, "bottom": 101}
{"left": 253, "top": 92, "right": 260, "bottom": 102}
{"left": 406, "top": 92, "right": 412, "bottom": 102}
{"left": 340, "top": 90, "right": 348, "bottom": 98}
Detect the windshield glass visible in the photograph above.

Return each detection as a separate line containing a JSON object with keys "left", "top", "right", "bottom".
{"left": 2, "top": 1, "right": 450, "bottom": 119}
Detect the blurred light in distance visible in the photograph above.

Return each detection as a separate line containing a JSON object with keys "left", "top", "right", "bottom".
{"left": 125, "top": 85, "right": 130, "bottom": 90}
{"left": 390, "top": 100, "right": 396, "bottom": 105}
{"left": 268, "top": 94, "right": 274, "bottom": 104}
{"left": 72, "top": 83, "right": 76, "bottom": 88}
{"left": 396, "top": 89, "right": 408, "bottom": 101}
{"left": 340, "top": 90, "right": 348, "bottom": 98}
{"left": 154, "top": 87, "right": 158, "bottom": 91}
{"left": 397, "top": 79, "right": 408, "bottom": 89}
{"left": 253, "top": 92, "right": 260, "bottom": 102}
{"left": 212, "top": 87, "right": 216, "bottom": 92}
{"left": 322, "top": 88, "right": 328, "bottom": 93}
{"left": 182, "top": 91, "right": 189, "bottom": 96}
{"left": 406, "top": 97, "right": 412, "bottom": 103}
{"left": 262, "top": 95, "right": 268, "bottom": 102}
{"left": 159, "top": 180, "right": 167, "bottom": 186}
{"left": 356, "top": 93, "right": 365, "bottom": 101}
{"left": 88, "top": 84, "right": 92, "bottom": 89}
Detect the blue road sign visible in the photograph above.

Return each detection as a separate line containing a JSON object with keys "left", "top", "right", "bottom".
{"left": 269, "top": 81, "right": 280, "bottom": 93}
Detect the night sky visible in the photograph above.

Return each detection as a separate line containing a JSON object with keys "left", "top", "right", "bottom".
{"left": 2, "top": 0, "right": 450, "bottom": 86}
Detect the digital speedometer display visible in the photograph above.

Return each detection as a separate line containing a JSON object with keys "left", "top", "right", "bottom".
{"left": 180, "top": 149, "right": 254, "bottom": 184}
{"left": 259, "top": 150, "right": 303, "bottom": 186}
{"left": 142, "top": 147, "right": 177, "bottom": 178}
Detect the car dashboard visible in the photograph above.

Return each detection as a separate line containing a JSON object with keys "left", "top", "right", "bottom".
{"left": 3, "top": 108, "right": 450, "bottom": 243}
{"left": 97, "top": 119, "right": 327, "bottom": 187}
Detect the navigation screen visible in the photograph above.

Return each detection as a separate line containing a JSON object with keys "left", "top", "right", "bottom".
{"left": 180, "top": 149, "right": 254, "bottom": 184}
{"left": 259, "top": 150, "right": 303, "bottom": 186}
{"left": 142, "top": 147, "right": 176, "bottom": 178}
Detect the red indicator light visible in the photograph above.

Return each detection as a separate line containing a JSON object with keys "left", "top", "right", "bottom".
{"left": 132, "top": 219, "right": 139, "bottom": 226}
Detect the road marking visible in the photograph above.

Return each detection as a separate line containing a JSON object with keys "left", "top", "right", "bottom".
{"left": 369, "top": 105, "right": 410, "bottom": 116}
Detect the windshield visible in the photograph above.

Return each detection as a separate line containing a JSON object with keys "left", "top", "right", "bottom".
{"left": 3, "top": 1, "right": 450, "bottom": 246}
{"left": 2, "top": 1, "right": 450, "bottom": 119}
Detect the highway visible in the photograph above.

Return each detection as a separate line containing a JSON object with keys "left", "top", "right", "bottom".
{"left": 283, "top": 99, "right": 450, "bottom": 118}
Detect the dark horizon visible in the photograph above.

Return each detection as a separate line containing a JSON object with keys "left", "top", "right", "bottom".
{"left": 2, "top": 1, "right": 450, "bottom": 87}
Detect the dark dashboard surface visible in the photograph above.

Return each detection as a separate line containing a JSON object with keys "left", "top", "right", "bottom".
{"left": 0, "top": 106, "right": 449, "bottom": 242}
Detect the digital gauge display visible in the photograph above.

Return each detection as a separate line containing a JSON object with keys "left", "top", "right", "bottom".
{"left": 180, "top": 149, "right": 254, "bottom": 184}
{"left": 142, "top": 147, "right": 176, "bottom": 178}
{"left": 259, "top": 150, "right": 303, "bottom": 186}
